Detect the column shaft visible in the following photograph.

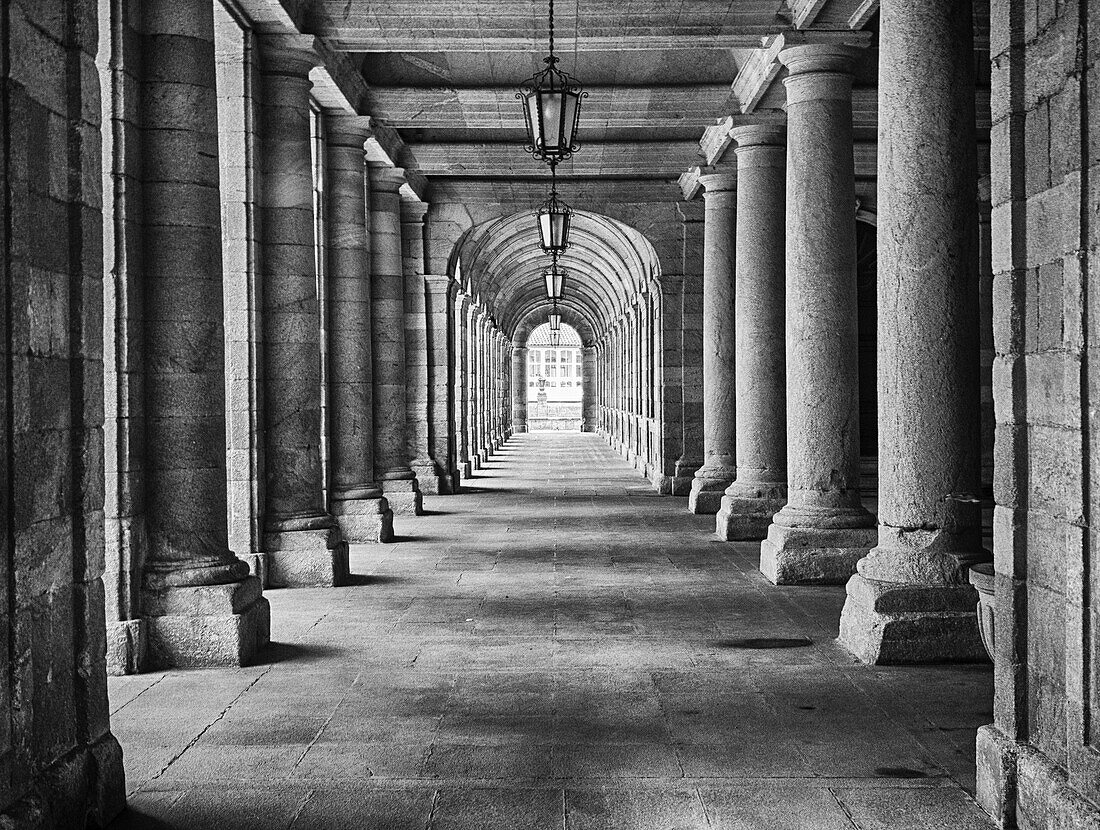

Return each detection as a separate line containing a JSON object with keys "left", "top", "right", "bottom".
{"left": 688, "top": 172, "right": 738, "bottom": 514}
{"left": 759, "top": 45, "right": 876, "bottom": 585}
{"left": 369, "top": 164, "right": 422, "bottom": 515}
{"left": 717, "top": 126, "right": 789, "bottom": 541}
{"left": 425, "top": 275, "right": 459, "bottom": 493}
{"left": 325, "top": 117, "right": 393, "bottom": 543}
{"left": 402, "top": 202, "right": 442, "bottom": 494}
{"left": 139, "top": 0, "right": 267, "bottom": 665}
{"left": 838, "top": 0, "right": 988, "bottom": 664}
{"left": 257, "top": 37, "right": 348, "bottom": 588}
{"left": 454, "top": 293, "right": 472, "bottom": 483}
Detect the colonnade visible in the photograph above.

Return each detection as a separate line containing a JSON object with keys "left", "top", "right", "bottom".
{"left": 100, "top": 8, "right": 515, "bottom": 672}
{"left": 592, "top": 10, "right": 988, "bottom": 665}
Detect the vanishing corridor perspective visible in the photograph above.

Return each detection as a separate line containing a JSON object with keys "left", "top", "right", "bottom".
{"left": 0, "top": 0, "right": 1095, "bottom": 828}
{"left": 109, "top": 435, "right": 994, "bottom": 829}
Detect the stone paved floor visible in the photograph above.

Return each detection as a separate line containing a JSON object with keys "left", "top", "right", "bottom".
{"left": 108, "top": 432, "right": 994, "bottom": 830}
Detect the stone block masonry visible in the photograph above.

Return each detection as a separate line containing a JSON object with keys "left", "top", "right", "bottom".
{"left": 0, "top": 1, "right": 126, "bottom": 825}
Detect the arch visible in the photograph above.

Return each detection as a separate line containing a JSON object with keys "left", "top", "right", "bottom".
{"left": 446, "top": 208, "right": 662, "bottom": 342}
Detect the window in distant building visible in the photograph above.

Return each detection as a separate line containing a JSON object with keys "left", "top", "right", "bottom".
{"left": 576, "top": 365, "right": 582, "bottom": 377}
{"left": 561, "top": 351, "right": 572, "bottom": 364}
{"left": 530, "top": 350, "right": 541, "bottom": 363}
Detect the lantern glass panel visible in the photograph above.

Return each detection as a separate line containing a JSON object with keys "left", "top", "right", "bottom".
{"left": 549, "top": 312, "right": 562, "bottom": 331}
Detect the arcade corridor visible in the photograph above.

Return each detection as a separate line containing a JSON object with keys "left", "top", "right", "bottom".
{"left": 109, "top": 434, "right": 992, "bottom": 829}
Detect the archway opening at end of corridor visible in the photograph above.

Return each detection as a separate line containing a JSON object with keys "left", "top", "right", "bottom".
{"left": 525, "top": 322, "right": 584, "bottom": 431}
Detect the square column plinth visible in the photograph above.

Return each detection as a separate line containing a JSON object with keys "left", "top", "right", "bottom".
{"left": 145, "top": 577, "right": 270, "bottom": 669}
{"left": 333, "top": 497, "right": 394, "bottom": 544}
{"left": 265, "top": 524, "right": 350, "bottom": 588}
{"left": 383, "top": 479, "right": 423, "bottom": 515}
{"left": 759, "top": 525, "right": 877, "bottom": 585}
{"left": 837, "top": 575, "right": 987, "bottom": 664}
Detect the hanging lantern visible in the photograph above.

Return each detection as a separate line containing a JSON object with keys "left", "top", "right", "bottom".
{"left": 548, "top": 310, "right": 562, "bottom": 331}
{"left": 549, "top": 330, "right": 561, "bottom": 348}
{"left": 543, "top": 262, "right": 566, "bottom": 300}
{"left": 537, "top": 181, "right": 572, "bottom": 254}
{"left": 517, "top": 0, "right": 586, "bottom": 165}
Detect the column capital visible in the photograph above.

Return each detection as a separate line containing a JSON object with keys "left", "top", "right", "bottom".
{"left": 367, "top": 163, "right": 407, "bottom": 192}
{"left": 697, "top": 170, "right": 738, "bottom": 194}
{"left": 780, "top": 44, "right": 862, "bottom": 105}
{"left": 424, "top": 274, "right": 453, "bottom": 293}
{"left": 257, "top": 34, "right": 320, "bottom": 76}
{"left": 731, "top": 124, "right": 786, "bottom": 149}
{"left": 400, "top": 200, "right": 429, "bottom": 225}
{"left": 779, "top": 43, "right": 863, "bottom": 76}
{"left": 325, "top": 115, "right": 373, "bottom": 149}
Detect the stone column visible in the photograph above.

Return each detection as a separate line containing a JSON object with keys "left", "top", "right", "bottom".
{"left": 838, "top": 0, "right": 987, "bottom": 664}
{"left": 654, "top": 276, "right": 684, "bottom": 494}
{"left": 582, "top": 346, "right": 598, "bottom": 432}
{"left": 258, "top": 37, "right": 348, "bottom": 587}
{"left": 468, "top": 307, "right": 482, "bottom": 471}
{"left": 496, "top": 333, "right": 508, "bottom": 443}
{"left": 325, "top": 116, "right": 393, "bottom": 544}
{"left": 717, "top": 125, "right": 788, "bottom": 541}
{"left": 139, "top": 0, "right": 268, "bottom": 665}
{"left": 401, "top": 201, "right": 441, "bottom": 494}
{"left": 759, "top": 44, "right": 876, "bottom": 585}
{"left": 455, "top": 291, "right": 472, "bottom": 483}
{"left": 688, "top": 172, "right": 738, "bottom": 514}
{"left": 368, "top": 164, "right": 422, "bottom": 515}
{"left": 425, "top": 275, "right": 458, "bottom": 493}
{"left": 512, "top": 346, "right": 529, "bottom": 432}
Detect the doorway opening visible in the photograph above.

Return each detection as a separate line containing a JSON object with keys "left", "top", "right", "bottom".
{"left": 526, "top": 323, "right": 583, "bottom": 431}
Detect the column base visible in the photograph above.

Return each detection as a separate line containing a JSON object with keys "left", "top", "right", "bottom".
{"left": 716, "top": 493, "right": 786, "bottom": 541}
{"left": 383, "top": 478, "right": 423, "bottom": 515}
{"left": 0, "top": 731, "right": 126, "bottom": 830}
{"left": 672, "top": 459, "right": 701, "bottom": 496}
{"left": 412, "top": 461, "right": 446, "bottom": 496}
{"left": 332, "top": 496, "right": 394, "bottom": 543}
{"left": 687, "top": 469, "right": 735, "bottom": 515}
{"left": 264, "top": 521, "right": 350, "bottom": 588}
{"left": 837, "top": 574, "right": 987, "bottom": 664}
{"left": 462, "top": 460, "right": 473, "bottom": 479}
{"left": 144, "top": 577, "right": 270, "bottom": 668}
{"left": 759, "top": 523, "right": 877, "bottom": 585}
{"left": 106, "top": 618, "right": 147, "bottom": 675}
{"left": 238, "top": 552, "right": 269, "bottom": 587}
{"left": 976, "top": 724, "right": 1017, "bottom": 828}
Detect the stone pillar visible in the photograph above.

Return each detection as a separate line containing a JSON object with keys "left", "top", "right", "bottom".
{"left": 455, "top": 291, "right": 472, "bottom": 483}
{"left": 258, "top": 37, "right": 349, "bottom": 587}
{"left": 367, "top": 164, "right": 422, "bottom": 515}
{"left": 425, "top": 275, "right": 458, "bottom": 493}
{"left": 759, "top": 44, "right": 876, "bottom": 585}
{"left": 496, "top": 332, "right": 509, "bottom": 443}
{"left": 688, "top": 172, "right": 738, "bottom": 514}
{"left": 469, "top": 311, "right": 483, "bottom": 468}
{"left": 653, "top": 276, "right": 684, "bottom": 494}
{"left": 582, "top": 346, "right": 598, "bottom": 432}
{"left": 838, "top": 0, "right": 987, "bottom": 664}
{"left": 140, "top": 0, "right": 269, "bottom": 664}
{"left": 325, "top": 117, "right": 393, "bottom": 544}
{"left": 513, "top": 346, "right": 528, "bottom": 433}
{"left": 717, "top": 125, "right": 788, "bottom": 541}
{"left": 402, "top": 201, "right": 442, "bottom": 495}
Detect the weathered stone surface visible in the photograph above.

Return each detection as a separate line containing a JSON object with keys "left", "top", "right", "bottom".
{"left": 717, "top": 125, "right": 787, "bottom": 541}
{"left": 760, "top": 44, "right": 875, "bottom": 583}
{"left": 145, "top": 580, "right": 270, "bottom": 669}
{"left": 688, "top": 172, "right": 737, "bottom": 515}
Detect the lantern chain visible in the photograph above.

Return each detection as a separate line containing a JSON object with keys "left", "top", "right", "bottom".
{"left": 548, "top": 0, "right": 555, "bottom": 63}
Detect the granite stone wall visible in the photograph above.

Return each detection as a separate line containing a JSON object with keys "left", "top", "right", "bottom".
{"left": 1, "top": 0, "right": 126, "bottom": 825}
{"left": 978, "top": 0, "right": 1100, "bottom": 825}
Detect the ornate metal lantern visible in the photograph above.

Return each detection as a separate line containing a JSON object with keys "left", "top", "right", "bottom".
{"left": 538, "top": 182, "right": 572, "bottom": 253}
{"left": 543, "top": 260, "right": 566, "bottom": 300}
{"left": 517, "top": 0, "right": 586, "bottom": 166}
{"left": 548, "top": 308, "right": 562, "bottom": 331}
{"left": 549, "top": 330, "right": 561, "bottom": 348}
